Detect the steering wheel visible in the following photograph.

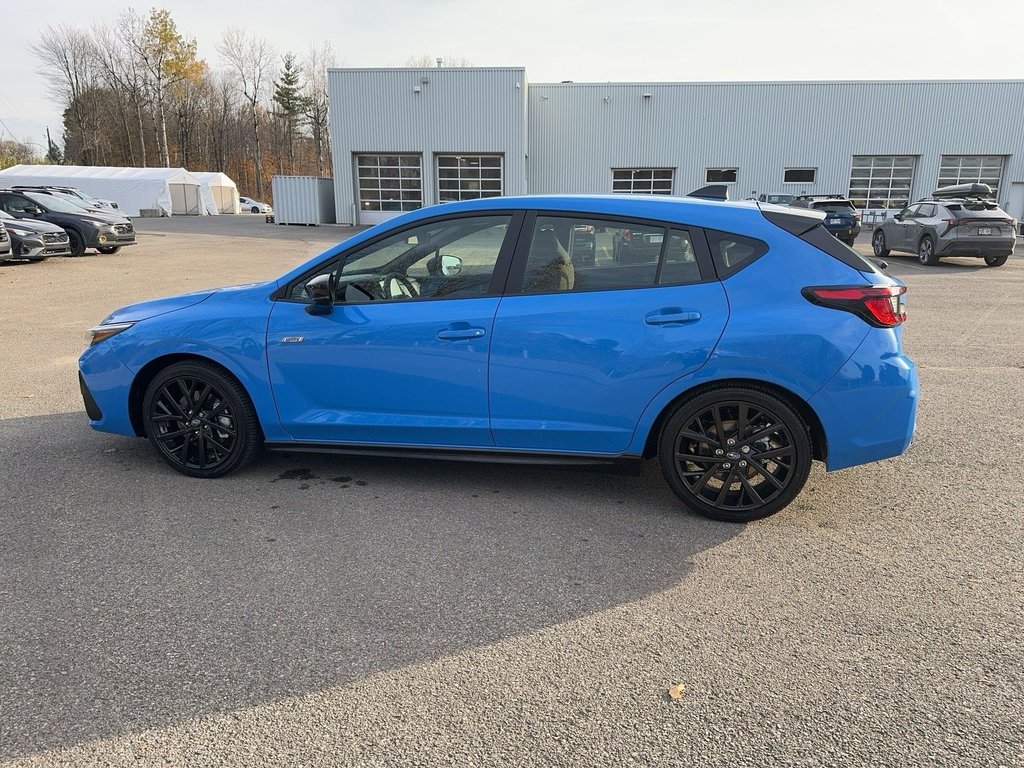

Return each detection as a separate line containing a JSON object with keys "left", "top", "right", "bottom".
{"left": 381, "top": 272, "right": 418, "bottom": 299}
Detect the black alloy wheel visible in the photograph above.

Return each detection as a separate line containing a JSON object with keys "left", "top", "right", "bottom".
{"left": 142, "top": 361, "right": 261, "bottom": 478}
{"left": 658, "top": 386, "right": 812, "bottom": 522}
{"left": 66, "top": 229, "right": 86, "bottom": 257}
{"left": 872, "top": 230, "right": 890, "bottom": 257}
{"left": 984, "top": 254, "right": 1008, "bottom": 267}
{"left": 917, "top": 235, "right": 938, "bottom": 266}
{"left": 97, "top": 245, "right": 121, "bottom": 254}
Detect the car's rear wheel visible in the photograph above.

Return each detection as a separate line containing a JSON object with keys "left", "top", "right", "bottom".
{"left": 917, "top": 235, "right": 938, "bottom": 266}
{"left": 66, "top": 229, "right": 86, "bottom": 257}
{"left": 97, "top": 246, "right": 121, "bottom": 254}
{"left": 872, "top": 230, "right": 890, "bottom": 257}
{"left": 142, "top": 361, "right": 261, "bottom": 478}
{"left": 984, "top": 254, "right": 1008, "bottom": 267}
{"left": 658, "top": 386, "right": 812, "bottom": 523}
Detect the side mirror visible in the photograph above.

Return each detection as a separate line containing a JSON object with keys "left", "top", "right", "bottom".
{"left": 439, "top": 254, "right": 462, "bottom": 276}
{"left": 304, "top": 274, "right": 333, "bottom": 315}
{"left": 893, "top": 213, "right": 903, "bottom": 221}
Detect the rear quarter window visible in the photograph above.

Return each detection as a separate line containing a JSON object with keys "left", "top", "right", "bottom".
{"left": 705, "top": 230, "right": 768, "bottom": 278}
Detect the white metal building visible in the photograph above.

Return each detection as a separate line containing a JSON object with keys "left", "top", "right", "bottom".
{"left": 329, "top": 68, "right": 1024, "bottom": 226}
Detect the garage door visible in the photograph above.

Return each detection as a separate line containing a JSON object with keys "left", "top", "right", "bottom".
{"left": 356, "top": 154, "right": 422, "bottom": 225}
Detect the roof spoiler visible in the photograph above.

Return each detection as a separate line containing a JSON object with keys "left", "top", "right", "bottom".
{"left": 686, "top": 184, "right": 729, "bottom": 201}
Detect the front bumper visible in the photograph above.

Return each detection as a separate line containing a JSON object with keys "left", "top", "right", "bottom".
{"left": 78, "top": 340, "right": 137, "bottom": 436}
{"left": 10, "top": 233, "right": 72, "bottom": 260}
{"left": 87, "top": 223, "right": 137, "bottom": 248}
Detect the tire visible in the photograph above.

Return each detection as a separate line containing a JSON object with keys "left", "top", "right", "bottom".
{"left": 251, "top": 206, "right": 260, "bottom": 214}
{"left": 658, "top": 385, "right": 813, "bottom": 523}
{"left": 97, "top": 246, "right": 121, "bottom": 254}
{"left": 66, "top": 229, "right": 86, "bottom": 257}
{"left": 984, "top": 254, "right": 1008, "bottom": 267}
{"left": 917, "top": 234, "right": 938, "bottom": 266}
{"left": 142, "top": 360, "right": 262, "bottom": 478}
{"left": 842, "top": 236, "right": 856, "bottom": 246}
{"left": 872, "top": 230, "right": 890, "bottom": 257}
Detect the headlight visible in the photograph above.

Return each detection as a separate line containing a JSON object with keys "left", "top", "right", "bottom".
{"left": 87, "top": 322, "right": 135, "bottom": 346}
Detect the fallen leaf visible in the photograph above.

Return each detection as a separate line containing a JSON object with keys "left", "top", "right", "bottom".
{"left": 20, "top": 393, "right": 37, "bottom": 399}
{"left": 667, "top": 683, "right": 685, "bottom": 700}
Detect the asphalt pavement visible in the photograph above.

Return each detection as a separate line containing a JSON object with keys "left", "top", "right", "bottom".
{"left": 0, "top": 217, "right": 1021, "bottom": 767}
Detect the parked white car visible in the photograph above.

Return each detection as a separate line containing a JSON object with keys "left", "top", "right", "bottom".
{"left": 239, "top": 196, "right": 273, "bottom": 214}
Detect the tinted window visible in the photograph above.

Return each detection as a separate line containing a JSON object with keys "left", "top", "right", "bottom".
{"left": 812, "top": 200, "right": 855, "bottom": 212}
{"left": 917, "top": 204, "right": 935, "bottom": 217}
{"left": 658, "top": 229, "right": 702, "bottom": 285}
{"left": 705, "top": 230, "right": 768, "bottom": 277}
{"left": 290, "top": 215, "right": 510, "bottom": 303}
{"left": 784, "top": 168, "right": 816, "bottom": 184}
{"left": 521, "top": 216, "right": 664, "bottom": 294}
{"left": 0, "top": 194, "right": 39, "bottom": 213}
{"left": 706, "top": 168, "right": 737, "bottom": 184}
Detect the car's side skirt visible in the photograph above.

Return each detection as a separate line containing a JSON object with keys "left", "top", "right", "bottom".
{"left": 264, "top": 441, "right": 644, "bottom": 474}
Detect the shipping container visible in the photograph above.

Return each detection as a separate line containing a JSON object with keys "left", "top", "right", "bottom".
{"left": 271, "top": 176, "right": 337, "bottom": 225}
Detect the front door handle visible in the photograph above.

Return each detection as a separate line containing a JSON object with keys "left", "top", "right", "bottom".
{"left": 645, "top": 309, "right": 702, "bottom": 326}
{"left": 436, "top": 326, "right": 487, "bottom": 341}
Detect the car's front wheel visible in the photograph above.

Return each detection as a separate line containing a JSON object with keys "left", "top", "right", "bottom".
{"left": 142, "top": 361, "right": 262, "bottom": 478}
{"left": 66, "top": 229, "right": 86, "bottom": 257}
{"left": 97, "top": 246, "right": 121, "bottom": 254}
{"left": 918, "top": 235, "right": 939, "bottom": 266}
{"left": 872, "top": 230, "right": 890, "bottom": 257}
{"left": 658, "top": 386, "right": 812, "bottom": 523}
{"left": 251, "top": 206, "right": 260, "bottom": 214}
{"left": 984, "top": 254, "right": 1008, "bottom": 267}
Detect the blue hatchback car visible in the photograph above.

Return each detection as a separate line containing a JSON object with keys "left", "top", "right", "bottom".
{"left": 79, "top": 195, "right": 918, "bottom": 522}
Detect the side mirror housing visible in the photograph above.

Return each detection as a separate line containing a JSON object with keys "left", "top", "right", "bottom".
{"left": 304, "top": 273, "right": 333, "bottom": 315}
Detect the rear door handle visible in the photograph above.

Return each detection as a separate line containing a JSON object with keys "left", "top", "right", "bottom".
{"left": 645, "top": 309, "right": 702, "bottom": 326}
{"left": 436, "top": 326, "right": 487, "bottom": 341}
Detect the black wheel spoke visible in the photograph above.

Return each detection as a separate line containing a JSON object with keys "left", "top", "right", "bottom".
{"left": 738, "top": 423, "right": 780, "bottom": 448}
{"left": 196, "top": 430, "right": 207, "bottom": 469}
{"left": 735, "top": 403, "right": 749, "bottom": 439}
{"left": 712, "top": 406, "right": 727, "bottom": 444}
{"left": 738, "top": 472, "right": 764, "bottom": 505}
{"left": 714, "top": 467, "right": 737, "bottom": 506}
{"left": 157, "top": 426, "right": 191, "bottom": 442}
{"left": 748, "top": 458, "right": 785, "bottom": 490}
{"left": 691, "top": 466, "right": 718, "bottom": 494}
{"left": 202, "top": 418, "right": 236, "bottom": 436}
{"left": 755, "top": 446, "right": 794, "bottom": 461}
{"left": 675, "top": 451, "right": 720, "bottom": 463}
{"left": 678, "top": 429, "right": 719, "bottom": 448}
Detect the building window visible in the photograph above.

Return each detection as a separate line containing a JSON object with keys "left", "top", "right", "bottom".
{"left": 436, "top": 154, "right": 503, "bottom": 202}
{"left": 848, "top": 155, "right": 916, "bottom": 210}
{"left": 612, "top": 168, "right": 674, "bottom": 195}
{"left": 356, "top": 154, "right": 422, "bottom": 212}
{"left": 784, "top": 168, "right": 816, "bottom": 184}
{"left": 705, "top": 168, "right": 737, "bottom": 184}
{"left": 937, "top": 155, "right": 1004, "bottom": 198}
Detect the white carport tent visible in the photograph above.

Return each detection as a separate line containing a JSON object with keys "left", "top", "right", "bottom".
{"left": 192, "top": 171, "right": 240, "bottom": 214}
{"left": 0, "top": 164, "right": 205, "bottom": 216}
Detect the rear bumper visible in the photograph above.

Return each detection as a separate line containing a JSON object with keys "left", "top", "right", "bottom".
{"left": 938, "top": 237, "right": 1014, "bottom": 257}
{"left": 809, "top": 328, "right": 918, "bottom": 471}
{"left": 824, "top": 224, "right": 862, "bottom": 239}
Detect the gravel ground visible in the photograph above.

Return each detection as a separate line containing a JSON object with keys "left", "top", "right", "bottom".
{"left": 0, "top": 217, "right": 1021, "bottom": 767}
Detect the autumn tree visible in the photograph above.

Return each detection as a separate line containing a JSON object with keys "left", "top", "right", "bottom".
{"left": 218, "top": 28, "right": 276, "bottom": 197}
{"left": 132, "top": 9, "right": 205, "bottom": 167}
{"left": 303, "top": 42, "right": 335, "bottom": 178}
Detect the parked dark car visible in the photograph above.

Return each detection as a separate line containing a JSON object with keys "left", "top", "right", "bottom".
{"left": 0, "top": 220, "right": 10, "bottom": 261}
{"left": 789, "top": 195, "right": 861, "bottom": 245}
{"left": 0, "top": 208, "right": 71, "bottom": 260}
{"left": 79, "top": 194, "right": 918, "bottom": 523}
{"left": 0, "top": 189, "right": 136, "bottom": 256}
{"left": 871, "top": 183, "right": 1016, "bottom": 267}
{"left": 11, "top": 184, "right": 119, "bottom": 212}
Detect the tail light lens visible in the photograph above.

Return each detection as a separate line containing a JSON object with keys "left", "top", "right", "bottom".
{"left": 942, "top": 217, "right": 960, "bottom": 227}
{"left": 802, "top": 285, "right": 907, "bottom": 328}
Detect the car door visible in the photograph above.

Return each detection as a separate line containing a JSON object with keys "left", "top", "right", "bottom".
{"left": 488, "top": 212, "right": 729, "bottom": 455}
{"left": 889, "top": 204, "right": 918, "bottom": 250}
{"left": 266, "top": 212, "right": 521, "bottom": 446}
{"left": 906, "top": 203, "right": 933, "bottom": 249}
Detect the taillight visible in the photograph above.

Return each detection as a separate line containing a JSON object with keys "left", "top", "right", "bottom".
{"left": 802, "top": 285, "right": 907, "bottom": 328}
{"left": 941, "top": 217, "right": 959, "bottom": 227}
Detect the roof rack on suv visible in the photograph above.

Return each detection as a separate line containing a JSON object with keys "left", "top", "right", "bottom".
{"left": 929, "top": 182, "right": 993, "bottom": 200}
{"left": 793, "top": 194, "right": 846, "bottom": 201}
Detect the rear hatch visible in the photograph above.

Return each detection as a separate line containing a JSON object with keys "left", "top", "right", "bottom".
{"left": 943, "top": 203, "right": 1016, "bottom": 241}
{"left": 812, "top": 201, "right": 860, "bottom": 230}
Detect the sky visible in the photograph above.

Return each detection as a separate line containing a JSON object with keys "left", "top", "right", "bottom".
{"left": 5, "top": 0, "right": 1024, "bottom": 151}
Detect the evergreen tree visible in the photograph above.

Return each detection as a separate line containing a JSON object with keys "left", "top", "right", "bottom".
{"left": 273, "top": 53, "right": 309, "bottom": 173}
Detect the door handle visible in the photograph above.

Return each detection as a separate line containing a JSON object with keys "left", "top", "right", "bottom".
{"left": 436, "top": 326, "right": 486, "bottom": 341}
{"left": 645, "top": 309, "right": 702, "bottom": 326}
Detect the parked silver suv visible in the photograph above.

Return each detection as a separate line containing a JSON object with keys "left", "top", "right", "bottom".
{"left": 871, "top": 183, "right": 1016, "bottom": 267}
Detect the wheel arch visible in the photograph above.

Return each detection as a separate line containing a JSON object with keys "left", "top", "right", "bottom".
{"left": 640, "top": 377, "right": 827, "bottom": 463}
{"left": 128, "top": 352, "right": 263, "bottom": 438}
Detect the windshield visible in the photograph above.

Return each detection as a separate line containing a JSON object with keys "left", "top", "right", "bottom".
{"left": 24, "top": 191, "right": 94, "bottom": 214}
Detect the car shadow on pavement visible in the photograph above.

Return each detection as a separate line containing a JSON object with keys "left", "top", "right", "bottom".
{"left": 0, "top": 412, "right": 740, "bottom": 759}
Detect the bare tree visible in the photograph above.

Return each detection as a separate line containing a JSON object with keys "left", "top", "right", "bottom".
{"left": 303, "top": 42, "right": 335, "bottom": 178}
{"left": 31, "top": 25, "right": 102, "bottom": 164}
{"left": 218, "top": 28, "right": 276, "bottom": 198}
